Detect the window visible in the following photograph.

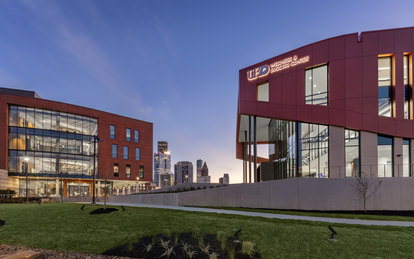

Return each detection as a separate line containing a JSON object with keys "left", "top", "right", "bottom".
{"left": 404, "top": 55, "right": 411, "bottom": 119}
{"left": 113, "top": 163, "right": 119, "bottom": 177}
{"left": 257, "top": 82, "right": 269, "bottom": 102}
{"left": 136, "top": 147, "right": 140, "bottom": 161}
{"left": 126, "top": 128, "right": 131, "bottom": 141}
{"left": 126, "top": 165, "right": 131, "bottom": 178}
{"left": 139, "top": 166, "right": 144, "bottom": 179}
{"left": 345, "top": 129, "right": 360, "bottom": 177}
{"left": 403, "top": 139, "right": 410, "bottom": 177}
{"left": 123, "top": 146, "right": 128, "bottom": 159}
{"left": 378, "top": 56, "right": 393, "bottom": 117}
{"left": 110, "top": 125, "right": 115, "bottom": 139}
{"left": 378, "top": 135, "right": 393, "bottom": 177}
{"left": 134, "top": 130, "right": 139, "bottom": 143}
{"left": 298, "top": 122, "right": 329, "bottom": 178}
{"left": 305, "top": 64, "right": 328, "bottom": 105}
{"left": 112, "top": 144, "right": 117, "bottom": 158}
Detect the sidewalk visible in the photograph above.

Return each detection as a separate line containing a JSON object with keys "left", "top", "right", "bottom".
{"left": 97, "top": 202, "right": 414, "bottom": 227}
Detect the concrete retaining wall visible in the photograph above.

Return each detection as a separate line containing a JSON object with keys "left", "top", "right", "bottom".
{"left": 110, "top": 178, "right": 414, "bottom": 211}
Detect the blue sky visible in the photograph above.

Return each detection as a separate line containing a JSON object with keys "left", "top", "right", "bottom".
{"left": 0, "top": 0, "right": 413, "bottom": 183}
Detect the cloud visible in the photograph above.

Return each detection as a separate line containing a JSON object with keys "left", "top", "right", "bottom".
{"left": 19, "top": 0, "right": 153, "bottom": 119}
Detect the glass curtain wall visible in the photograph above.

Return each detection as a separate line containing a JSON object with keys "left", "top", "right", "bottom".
{"left": 298, "top": 123, "right": 329, "bottom": 178}
{"left": 8, "top": 105, "right": 97, "bottom": 177}
{"left": 268, "top": 119, "right": 297, "bottom": 179}
{"left": 345, "top": 129, "right": 360, "bottom": 177}
{"left": 378, "top": 56, "right": 393, "bottom": 117}
{"left": 18, "top": 179, "right": 57, "bottom": 197}
{"left": 378, "top": 135, "right": 393, "bottom": 177}
{"left": 268, "top": 119, "right": 329, "bottom": 178}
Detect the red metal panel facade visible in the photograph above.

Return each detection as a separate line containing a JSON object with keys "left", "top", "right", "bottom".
{"left": 237, "top": 27, "right": 414, "bottom": 159}
{"left": 0, "top": 93, "right": 153, "bottom": 182}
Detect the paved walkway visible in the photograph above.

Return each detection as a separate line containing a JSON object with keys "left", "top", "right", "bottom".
{"left": 97, "top": 202, "right": 414, "bottom": 227}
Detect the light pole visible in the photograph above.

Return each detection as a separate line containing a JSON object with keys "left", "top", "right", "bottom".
{"left": 92, "top": 136, "right": 104, "bottom": 204}
{"left": 24, "top": 157, "right": 29, "bottom": 202}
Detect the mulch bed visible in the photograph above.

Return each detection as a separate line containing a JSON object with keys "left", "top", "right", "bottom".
{"left": 90, "top": 208, "right": 119, "bottom": 215}
{"left": 0, "top": 244, "right": 133, "bottom": 259}
{"left": 102, "top": 231, "right": 261, "bottom": 259}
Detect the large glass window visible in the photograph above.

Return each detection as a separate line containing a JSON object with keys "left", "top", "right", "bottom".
{"left": 378, "top": 56, "right": 393, "bottom": 117}
{"left": 126, "top": 128, "right": 131, "bottom": 141}
{"left": 134, "top": 130, "right": 139, "bottom": 143}
{"left": 298, "top": 123, "right": 329, "bottom": 178}
{"left": 136, "top": 147, "right": 140, "bottom": 161}
{"left": 305, "top": 64, "right": 328, "bottom": 105}
{"left": 126, "top": 165, "right": 131, "bottom": 178}
{"left": 123, "top": 146, "right": 129, "bottom": 159}
{"left": 378, "top": 135, "right": 393, "bottom": 177}
{"left": 268, "top": 120, "right": 329, "bottom": 178}
{"left": 345, "top": 129, "right": 360, "bottom": 177}
{"left": 403, "top": 139, "right": 410, "bottom": 177}
{"left": 404, "top": 55, "right": 411, "bottom": 119}
{"left": 257, "top": 82, "right": 269, "bottom": 102}
{"left": 112, "top": 144, "right": 117, "bottom": 158}
{"left": 110, "top": 125, "right": 115, "bottom": 139}
{"left": 8, "top": 105, "right": 98, "bottom": 177}
{"left": 268, "top": 119, "right": 297, "bottom": 179}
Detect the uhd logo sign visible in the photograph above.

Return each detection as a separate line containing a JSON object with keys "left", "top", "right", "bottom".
{"left": 247, "top": 65, "right": 270, "bottom": 81}
{"left": 247, "top": 55, "right": 310, "bottom": 81}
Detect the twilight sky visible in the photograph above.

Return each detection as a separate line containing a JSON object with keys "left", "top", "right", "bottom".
{"left": 0, "top": 0, "right": 413, "bottom": 183}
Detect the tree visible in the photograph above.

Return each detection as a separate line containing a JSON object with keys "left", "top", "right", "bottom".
{"left": 353, "top": 175, "right": 382, "bottom": 213}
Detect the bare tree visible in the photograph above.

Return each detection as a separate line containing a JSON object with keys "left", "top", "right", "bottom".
{"left": 353, "top": 175, "right": 382, "bottom": 213}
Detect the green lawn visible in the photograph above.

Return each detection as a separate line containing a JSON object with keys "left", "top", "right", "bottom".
{"left": 0, "top": 203, "right": 414, "bottom": 258}
{"left": 198, "top": 206, "right": 414, "bottom": 222}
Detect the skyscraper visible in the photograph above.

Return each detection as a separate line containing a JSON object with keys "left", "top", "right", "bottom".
{"left": 198, "top": 162, "right": 210, "bottom": 183}
{"left": 154, "top": 141, "right": 172, "bottom": 187}
{"left": 174, "top": 161, "right": 193, "bottom": 185}
{"left": 196, "top": 159, "right": 203, "bottom": 182}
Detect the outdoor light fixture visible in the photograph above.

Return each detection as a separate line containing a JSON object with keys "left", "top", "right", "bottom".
{"left": 328, "top": 225, "right": 337, "bottom": 241}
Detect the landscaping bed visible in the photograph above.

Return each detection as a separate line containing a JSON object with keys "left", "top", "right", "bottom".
{"left": 103, "top": 231, "right": 260, "bottom": 259}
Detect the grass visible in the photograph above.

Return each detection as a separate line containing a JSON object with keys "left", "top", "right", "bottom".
{"left": 0, "top": 203, "right": 414, "bottom": 258}
{"left": 198, "top": 206, "right": 414, "bottom": 222}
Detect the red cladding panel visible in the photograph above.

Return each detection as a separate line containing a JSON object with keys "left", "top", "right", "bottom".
{"left": 378, "top": 30, "right": 395, "bottom": 54}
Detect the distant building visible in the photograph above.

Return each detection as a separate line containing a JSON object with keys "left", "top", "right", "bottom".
{"left": 198, "top": 162, "right": 210, "bottom": 183}
{"left": 174, "top": 161, "right": 193, "bottom": 185}
{"left": 154, "top": 141, "right": 172, "bottom": 187}
{"left": 196, "top": 159, "right": 203, "bottom": 181}
{"left": 223, "top": 173, "right": 229, "bottom": 184}
{"left": 219, "top": 173, "right": 230, "bottom": 184}
{"left": 159, "top": 172, "right": 172, "bottom": 188}
{"left": 158, "top": 141, "right": 168, "bottom": 154}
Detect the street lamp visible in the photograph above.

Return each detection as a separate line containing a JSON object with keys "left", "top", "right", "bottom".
{"left": 91, "top": 136, "right": 104, "bottom": 204}
{"left": 24, "top": 157, "right": 29, "bottom": 202}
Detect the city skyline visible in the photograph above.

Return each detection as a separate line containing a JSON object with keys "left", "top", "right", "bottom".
{"left": 0, "top": 0, "right": 413, "bottom": 183}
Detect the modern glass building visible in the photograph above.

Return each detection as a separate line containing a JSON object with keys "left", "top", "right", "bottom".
{"left": 236, "top": 27, "right": 414, "bottom": 182}
{"left": 0, "top": 87, "right": 153, "bottom": 197}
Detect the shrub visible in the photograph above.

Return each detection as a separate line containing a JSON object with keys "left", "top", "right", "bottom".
{"left": 241, "top": 241, "right": 256, "bottom": 257}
